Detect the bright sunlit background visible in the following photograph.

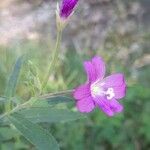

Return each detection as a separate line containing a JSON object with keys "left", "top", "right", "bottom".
{"left": 0, "top": 0, "right": 150, "bottom": 150}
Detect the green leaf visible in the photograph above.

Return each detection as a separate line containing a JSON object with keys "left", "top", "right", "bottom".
{"left": 0, "top": 97, "right": 19, "bottom": 104}
{"left": 8, "top": 113, "right": 59, "bottom": 150}
{"left": 0, "top": 127, "right": 19, "bottom": 141}
{"left": 1, "top": 142, "right": 15, "bottom": 150}
{"left": 18, "top": 107, "right": 85, "bottom": 123}
{"left": 47, "top": 96, "right": 73, "bottom": 105}
{"left": 32, "top": 96, "right": 73, "bottom": 107}
{"left": 0, "top": 97, "right": 6, "bottom": 103}
{"left": 5, "top": 56, "right": 25, "bottom": 98}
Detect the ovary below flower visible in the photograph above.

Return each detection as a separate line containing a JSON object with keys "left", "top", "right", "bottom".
{"left": 73, "top": 56, "right": 126, "bottom": 117}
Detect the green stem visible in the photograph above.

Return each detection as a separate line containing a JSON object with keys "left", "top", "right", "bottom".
{"left": 0, "top": 100, "right": 31, "bottom": 120}
{"left": 39, "top": 89, "right": 74, "bottom": 99}
{"left": 5, "top": 98, "right": 12, "bottom": 113}
{"left": 41, "top": 29, "right": 62, "bottom": 93}
{"left": 5, "top": 48, "right": 12, "bottom": 112}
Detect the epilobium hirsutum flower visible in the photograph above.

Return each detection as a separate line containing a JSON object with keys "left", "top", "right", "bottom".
{"left": 56, "top": 0, "right": 79, "bottom": 29}
{"left": 73, "top": 56, "right": 126, "bottom": 117}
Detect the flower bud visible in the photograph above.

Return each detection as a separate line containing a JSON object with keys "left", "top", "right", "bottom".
{"left": 56, "top": 0, "right": 79, "bottom": 30}
{"left": 60, "top": 0, "right": 79, "bottom": 19}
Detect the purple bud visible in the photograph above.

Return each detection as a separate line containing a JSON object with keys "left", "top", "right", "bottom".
{"left": 60, "top": 0, "right": 79, "bottom": 19}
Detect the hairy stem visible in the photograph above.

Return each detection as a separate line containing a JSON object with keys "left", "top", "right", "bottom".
{"left": 39, "top": 89, "right": 74, "bottom": 99}
{"left": 41, "top": 29, "right": 62, "bottom": 93}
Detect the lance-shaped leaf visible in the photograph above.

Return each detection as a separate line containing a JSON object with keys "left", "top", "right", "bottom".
{"left": 32, "top": 96, "right": 73, "bottom": 107}
{"left": 5, "top": 56, "right": 25, "bottom": 98}
{"left": 8, "top": 113, "right": 59, "bottom": 150}
{"left": 18, "top": 107, "right": 85, "bottom": 123}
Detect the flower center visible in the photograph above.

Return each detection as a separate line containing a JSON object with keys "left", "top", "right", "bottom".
{"left": 90, "top": 81, "right": 115, "bottom": 100}
{"left": 91, "top": 85, "right": 103, "bottom": 97}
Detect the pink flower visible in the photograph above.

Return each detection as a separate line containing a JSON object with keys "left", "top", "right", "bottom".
{"left": 73, "top": 56, "right": 126, "bottom": 116}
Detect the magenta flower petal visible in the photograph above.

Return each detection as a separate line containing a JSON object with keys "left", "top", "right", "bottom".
{"left": 77, "top": 96, "right": 95, "bottom": 113}
{"left": 84, "top": 61, "right": 97, "bottom": 82}
{"left": 94, "top": 97, "right": 114, "bottom": 116}
{"left": 60, "top": 0, "right": 79, "bottom": 19}
{"left": 95, "top": 97, "right": 123, "bottom": 116}
{"left": 84, "top": 56, "right": 106, "bottom": 82}
{"left": 103, "top": 73, "right": 125, "bottom": 87}
{"left": 113, "top": 84, "right": 126, "bottom": 99}
{"left": 73, "top": 84, "right": 90, "bottom": 100}
{"left": 110, "top": 99, "right": 123, "bottom": 113}
{"left": 92, "top": 56, "right": 106, "bottom": 80}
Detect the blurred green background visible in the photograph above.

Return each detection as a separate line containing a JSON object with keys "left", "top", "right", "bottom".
{"left": 0, "top": 0, "right": 150, "bottom": 150}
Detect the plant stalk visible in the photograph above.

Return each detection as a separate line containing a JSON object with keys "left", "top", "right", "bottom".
{"left": 41, "top": 29, "right": 62, "bottom": 93}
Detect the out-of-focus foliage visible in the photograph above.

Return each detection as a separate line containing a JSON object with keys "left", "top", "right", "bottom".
{"left": 0, "top": 40, "right": 149, "bottom": 149}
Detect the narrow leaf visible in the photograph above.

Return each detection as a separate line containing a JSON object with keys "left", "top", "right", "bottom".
{"left": 32, "top": 96, "right": 73, "bottom": 107}
{"left": 8, "top": 113, "right": 59, "bottom": 150}
{"left": 18, "top": 107, "right": 85, "bottom": 123}
{"left": 5, "top": 56, "right": 25, "bottom": 98}
{"left": 47, "top": 96, "right": 73, "bottom": 105}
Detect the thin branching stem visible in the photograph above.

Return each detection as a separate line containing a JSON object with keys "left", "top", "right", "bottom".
{"left": 39, "top": 89, "right": 74, "bottom": 99}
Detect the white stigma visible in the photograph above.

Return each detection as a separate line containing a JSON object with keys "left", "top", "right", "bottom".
{"left": 91, "top": 81, "right": 115, "bottom": 100}
{"left": 106, "top": 88, "right": 115, "bottom": 100}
